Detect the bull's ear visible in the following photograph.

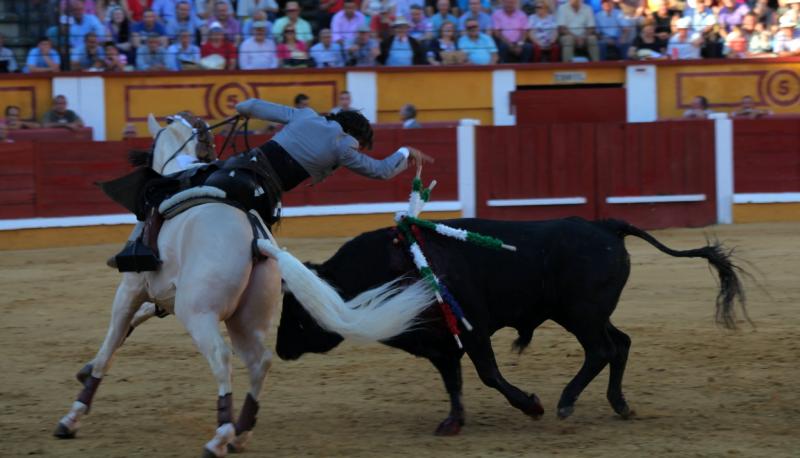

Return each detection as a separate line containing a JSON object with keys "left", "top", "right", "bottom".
{"left": 147, "top": 113, "right": 161, "bottom": 138}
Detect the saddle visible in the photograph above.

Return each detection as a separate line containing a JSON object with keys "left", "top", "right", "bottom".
{"left": 100, "top": 148, "right": 283, "bottom": 272}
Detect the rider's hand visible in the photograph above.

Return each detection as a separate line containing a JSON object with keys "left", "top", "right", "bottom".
{"left": 235, "top": 99, "right": 256, "bottom": 118}
{"left": 408, "top": 147, "right": 434, "bottom": 167}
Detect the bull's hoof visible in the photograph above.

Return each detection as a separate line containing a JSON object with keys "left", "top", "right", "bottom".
{"left": 201, "top": 447, "right": 220, "bottom": 458}
{"left": 524, "top": 394, "right": 545, "bottom": 419}
{"left": 434, "top": 416, "right": 464, "bottom": 436}
{"left": 76, "top": 364, "right": 93, "bottom": 385}
{"left": 616, "top": 405, "right": 636, "bottom": 420}
{"left": 53, "top": 422, "right": 76, "bottom": 439}
{"left": 557, "top": 405, "right": 574, "bottom": 419}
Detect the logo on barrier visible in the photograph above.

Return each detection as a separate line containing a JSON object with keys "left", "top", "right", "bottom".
{"left": 765, "top": 70, "right": 800, "bottom": 107}
{"left": 214, "top": 83, "right": 252, "bottom": 117}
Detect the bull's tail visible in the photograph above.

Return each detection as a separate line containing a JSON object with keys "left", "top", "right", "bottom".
{"left": 257, "top": 238, "right": 435, "bottom": 343}
{"left": 603, "top": 219, "right": 748, "bottom": 329}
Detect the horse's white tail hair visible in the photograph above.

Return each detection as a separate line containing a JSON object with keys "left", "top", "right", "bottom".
{"left": 257, "top": 238, "right": 434, "bottom": 342}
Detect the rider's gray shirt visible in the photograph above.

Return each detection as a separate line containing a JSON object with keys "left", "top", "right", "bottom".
{"left": 236, "top": 99, "right": 408, "bottom": 183}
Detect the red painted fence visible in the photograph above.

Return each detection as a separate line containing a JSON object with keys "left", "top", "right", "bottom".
{"left": 476, "top": 121, "right": 717, "bottom": 228}
{"left": 733, "top": 119, "right": 800, "bottom": 193}
{"left": 0, "top": 128, "right": 457, "bottom": 220}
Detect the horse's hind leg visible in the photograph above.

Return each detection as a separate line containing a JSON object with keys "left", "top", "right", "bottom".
{"left": 225, "top": 259, "right": 281, "bottom": 453}
{"left": 179, "top": 311, "right": 236, "bottom": 458}
{"left": 54, "top": 276, "right": 146, "bottom": 439}
{"left": 556, "top": 320, "right": 615, "bottom": 419}
{"left": 606, "top": 323, "right": 634, "bottom": 418}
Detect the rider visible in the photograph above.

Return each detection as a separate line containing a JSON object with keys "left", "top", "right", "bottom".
{"left": 109, "top": 99, "right": 432, "bottom": 270}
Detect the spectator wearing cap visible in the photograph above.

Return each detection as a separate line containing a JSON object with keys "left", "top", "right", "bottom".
{"left": 204, "top": 0, "right": 241, "bottom": 44}
{"left": 272, "top": 2, "right": 314, "bottom": 44}
{"left": 458, "top": 17, "right": 498, "bottom": 64}
{"left": 25, "top": 37, "right": 61, "bottom": 73}
{"left": 784, "top": 0, "right": 800, "bottom": 24}
{"left": 718, "top": 0, "right": 750, "bottom": 36}
{"left": 378, "top": 16, "right": 427, "bottom": 65}
{"left": 408, "top": 5, "right": 433, "bottom": 42}
{"left": 493, "top": 0, "right": 532, "bottom": 63}
{"left": 242, "top": 10, "right": 273, "bottom": 41}
{"left": 136, "top": 33, "right": 168, "bottom": 69}
{"left": 133, "top": 10, "right": 168, "bottom": 48}
{"left": 0, "top": 33, "right": 18, "bottom": 73}
{"left": 594, "top": 0, "right": 625, "bottom": 60}
{"left": 370, "top": 4, "right": 396, "bottom": 41}
{"left": 68, "top": 0, "right": 108, "bottom": 48}
{"left": 237, "top": 0, "right": 279, "bottom": 21}
{"left": 310, "top": 28, "right": 346, "bottom": 67}
{"left": 529, "top": 1, "right": 559, "bottom": 62}
{"left": 166, "top": 1, "right": 200, "bottom": 41}
{"left": 167, "top": 29, "right": 201, "bottom": 69}
{"left": 557, "top": 0, "right": 599, "bottom": 61}
{"left": 459, "top": 0, "right": 492, "bottom": 34}
{"left": 239, "top": 20, "right": 279, "bottom": 69}
{"left": 42, "top": 95, "right": 84, "bottom": 130}
{"left": 71, "top": 32, "right": 106, "bottom": 70}
{"left": 667, "top": 16, "right": 702, "bottom": 59}
{"left": 774, "top": 15, "right": 800, "bottom": 56}
{"left": 431, "top": 0, "right": 458, "bottom": 38}
{"left": 202, "top": 22, "right": 238, "bottom": 69}
{"left": 347, "top": 25, "right": 380, "bottom": 65}
{"left": 331, "top": 0, "right": 367, "bottom": 46}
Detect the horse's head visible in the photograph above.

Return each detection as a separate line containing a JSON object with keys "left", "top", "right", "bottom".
{"left": 146, "top": 112, "right": 217, "bottom": 175}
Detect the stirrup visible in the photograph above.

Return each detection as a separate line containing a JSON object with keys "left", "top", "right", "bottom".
{"left": 113, "top": 240, "right": 161, "bottom": 273}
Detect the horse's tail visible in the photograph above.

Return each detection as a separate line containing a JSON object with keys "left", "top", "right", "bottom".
{"left": 257, "top": 239, "right": 434, "bottom": 342}
{"left": 602, "top": 219, "right": 748, "bottom": 329}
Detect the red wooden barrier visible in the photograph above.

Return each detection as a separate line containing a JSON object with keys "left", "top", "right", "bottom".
{"left": 733, "top": 119, "right": 800, "bottom": 193}
{"left": 595, "top": 121, "right": 716, "bottom": 228}
{"left": 475, "top": 124, "right": 597, "bottom": 221}
{"left": 0, "top": 127, "right": 457, "bottom": 220}
{"left": 7, "top": 128, "right": 94, "bottom": 142}
{"left": 476, "top": 121, "right": 717, "bottom": 228}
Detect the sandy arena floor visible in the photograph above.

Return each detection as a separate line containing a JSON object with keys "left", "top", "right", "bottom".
{"left": 1, "top": 222, "right": 799, "bottom": 457}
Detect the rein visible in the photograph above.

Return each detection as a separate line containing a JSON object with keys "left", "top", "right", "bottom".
{"left": 155, "top": 114, "right": 250, "bottom": 174}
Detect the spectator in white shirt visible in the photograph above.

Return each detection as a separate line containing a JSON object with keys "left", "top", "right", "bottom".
{"left": 310, "top": 28, "right": 346, "bottom": 67}
{"left": 557, "top": 0, "right": 599, "bottom": 61}
{"left": 668, "top": 17, "right": 702, "bottom": 59}
{"left": 239, "top": 20, "right": 279, "bottom": 69}
{"left": 774, "top": 15, "right": 800, "bottom": 56}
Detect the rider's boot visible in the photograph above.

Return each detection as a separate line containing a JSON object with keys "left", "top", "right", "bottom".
{"left": 106, "top": 218, "right": 161, "bottom": 272}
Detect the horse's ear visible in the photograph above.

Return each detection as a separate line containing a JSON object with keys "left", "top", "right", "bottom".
{"left": 147, "top": 114, "right": 161, "bottom": 138}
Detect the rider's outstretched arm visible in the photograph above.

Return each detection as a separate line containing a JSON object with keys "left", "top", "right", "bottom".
{"left": 235, "top": 99, "right": 296, "bottom": 124}
{"left": 339, "top": 144, "right": 410, "bottom": 180}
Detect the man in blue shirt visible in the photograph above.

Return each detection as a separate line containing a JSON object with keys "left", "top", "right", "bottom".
{"left": 458, "top": 18, "right": 498, "bottom": 64}
{"left": 133, "top": 10, "right": 168, "bottom": 48}
{"left": 594, "top": 0, "right": 626, "bottom": 60}
{"left": 165, "top": 1, "right": 200, "bottom": 42}
{"left": 70, "top": 32, "right": 106, "bottom": 70}
{"left": 377, "top": 17, "right": 426, "bottom": 66}
{"left": 431, "top": 0, "right": 458, "bottom": 38}
{"left": 310, "top": 28, "right": 346, "bottom": 67}
{"left": 67, "top": 0, "right": 106, "bottom": 48}
{"left": 136, "top": 33, "right": 168, "bottom": 71}
{"left": 459, "top": 0, "right": 493, "bottom": 33}
{"left": 0, "top": 33, "right": 18, "bottom": 72}
{"left": 166, "top": 30, "right": 201, "bottom": 70}
{"left": 25, "top": 37, "right": 61, "bottom": 73}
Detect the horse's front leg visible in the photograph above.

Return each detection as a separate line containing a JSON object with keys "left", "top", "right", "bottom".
{"left": 55, "top": 275, "right": 147, "bottom": 439}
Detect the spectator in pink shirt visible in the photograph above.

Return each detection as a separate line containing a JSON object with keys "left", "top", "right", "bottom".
{"left": 331, "top": 0, "right": 366, "bottom": 46}
{"left": 491, "top": 0, "right": 532, "bottom": 62}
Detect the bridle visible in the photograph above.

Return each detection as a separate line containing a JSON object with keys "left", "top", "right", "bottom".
{"left": 153, "top": 114, "right": 251, "bottom": 174}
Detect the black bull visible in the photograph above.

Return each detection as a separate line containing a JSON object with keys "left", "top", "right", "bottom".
{"left": 276, "top": 217, "right": 745, "bottom": 435}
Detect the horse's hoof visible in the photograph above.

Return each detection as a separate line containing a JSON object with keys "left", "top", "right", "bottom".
{"left": 201, "top": 447, "right": 220, "bottom": 458}
{"left": 557, "top": 405, "right": 574, "bottom": 419}
{"left": 524, "top": 394, "right": 545, "bottom": 419}
{"left": 53, "top": 422, "right": 76, "bottom": 439}
{"left": 434, "top": 416, "right": 463, "bottom": 436}
{"left": 76, "top": 364, "right": 93, "bottom": 385}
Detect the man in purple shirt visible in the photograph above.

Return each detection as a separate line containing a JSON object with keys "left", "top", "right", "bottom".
{"left": 331, "top": 0, "right": 365, "bottom": 46}
{"left": 717, "top": 0, "right": 750, "bottom": 34}
{"left": 491, "top": 0, "right": 532, "bottom": 62}
{"left": 205, "top": 0, "right": 241, "bottom": 45}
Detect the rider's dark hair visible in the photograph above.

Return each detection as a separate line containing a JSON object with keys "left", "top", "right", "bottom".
{"left": 326, "top": 110, "right": 373, "bottom": 150}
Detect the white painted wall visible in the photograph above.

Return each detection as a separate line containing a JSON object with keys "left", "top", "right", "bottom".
{"left": 714, "top": 118, "right": 734, "bottom": 224}
{"left": 346, "top": 71, "right": 377, "bottom": 123}
{"left": 492, "top": 69, "right": 516, "bottom": 126}
{"left": 457, "top": 118, "right": 480, "bottom": 218}
{"left": 626, "top": 65, "right": 657, "bottom": 123}
{"left": 52, "top": 76, "right": 106, "bottom": 140}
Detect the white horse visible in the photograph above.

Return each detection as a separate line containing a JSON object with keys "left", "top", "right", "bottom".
{"left": 54, "top": 113, "right": 435, "bottom": 457}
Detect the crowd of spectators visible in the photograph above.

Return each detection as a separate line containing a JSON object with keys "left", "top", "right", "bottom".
{"left": 0, "top": 0, "right": 797, "bottom": 73}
